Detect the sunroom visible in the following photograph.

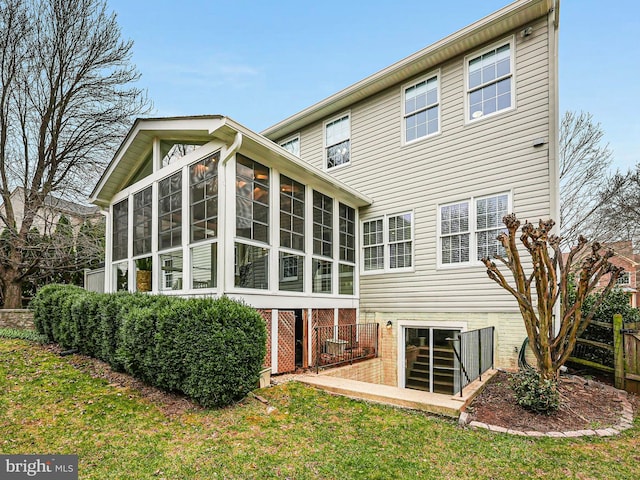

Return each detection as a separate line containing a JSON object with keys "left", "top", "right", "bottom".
{"left": 90, "top": 116, "right": 372, "bottom": 373}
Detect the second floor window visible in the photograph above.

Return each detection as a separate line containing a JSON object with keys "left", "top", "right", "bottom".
{"left": 325, "top": 114, "right": 350, "bottom": 169}
{"left": 313, "top": 191, "right": 333, "bottom": 257}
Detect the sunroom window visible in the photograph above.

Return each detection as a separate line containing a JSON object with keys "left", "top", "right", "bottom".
{"left": 160, "top": 140, "right": 205, "bottom": 167}
{"left": 236, "top": 154, "right": 269, "bottom": 243}
{"left": 158, "top": 172, "right": 182, "bottom": 250}
{"left": 112, "top": 199, "right": 128, "bottom": 261}
{"left": 190, "top": 153, "right": 219, "bottom": 242}
{"left": 313, "top": 191, "right": 332, "bottom": 257}
{"left": 280, "top": 176, "right": 305, "bottom": 251}
{"left": 132, "top": 187, "right": 152, "bottom": 256}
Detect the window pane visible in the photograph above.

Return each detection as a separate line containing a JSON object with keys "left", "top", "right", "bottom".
{"left": 133, "top": 187, "right": 152, "bottom": 256}
{"left": 158, "top": 172, "right": 182, "bottom": 250}
{"left": 236, "top": 154, "right": 270, "bottom": 243}
{"left": 134, "top": 256, "right": 153, "bottom": 292}
{"left": 339, "top": 264, "right": 354, "bottom": 295}
{"left": 160, "top": 141, "right": 204, "bottom": 167}
{"left": 192, "top": 243, "right": 217, "bottom": 289}
{"left": 235, "top": 243, "right": 269, "bottom": 289}
{"left": 279, "top": 253, "right": 304, "bottom": 292}
{"left": 339, "top": 203, "right": 355, "bottom": 262}
{"left": 312, "top": 259, "right": 332, "bottom": 293}
{"left": 313, "top": 191, "right": 333, "bottom": 257}
{"left": 364, "top": 245, "right": 384, "bottom": 271}
{"left": 190, "top": 152, "right": 219, "bottom": 242}
{"left": 280, "top": 137, "right": 300, "bottom": 157}
{"left": 280, "top": 176, "right": 305, "bottom": 252}
{"left": 326, "top": 139, "right": 350, "bottom": 169}
{"left": 113, "top": 261, "right": 128, "bottom": 292}
{"left": 159, "top": 251, "right": 183, "bottom": 291}
{"left": 112, "top": 199, "right": 129, "bottom": 261}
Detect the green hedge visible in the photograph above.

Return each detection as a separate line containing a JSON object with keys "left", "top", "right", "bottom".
{"left": 31, "top": 285, "right": 267, "bottom": 408}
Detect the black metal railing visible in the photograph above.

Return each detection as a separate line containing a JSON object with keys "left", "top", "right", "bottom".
{"left": 314, "top": 323, "right": 379, "bottom": 372}
{"left": 449, "top": 326, "right": 495, "bottom": 397}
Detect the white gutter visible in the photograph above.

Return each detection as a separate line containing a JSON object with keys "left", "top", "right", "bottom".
{"left": 222, "top": 131, "right": 243, "bottom": 165}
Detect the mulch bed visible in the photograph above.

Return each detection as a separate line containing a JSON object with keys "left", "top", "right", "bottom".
{"left": 466, "top": 370, "right": 636, "bottom": 433}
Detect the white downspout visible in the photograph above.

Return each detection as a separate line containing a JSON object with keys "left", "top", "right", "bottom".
{"left": 219, "top": 131, "right": 243, "bottom": 297}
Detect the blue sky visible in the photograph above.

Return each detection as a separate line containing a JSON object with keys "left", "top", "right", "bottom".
{"left": 109, "top": 0, "right": 639, "bottom": 171}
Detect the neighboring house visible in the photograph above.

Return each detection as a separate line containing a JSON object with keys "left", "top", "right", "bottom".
{"left": 567, "top": 240, "right": 639, "bottom": 307}
{"left": 90, "top": 0, "right": 560, "bottom": 393}
{"left": 0, "top": 186, "right": 101, "bottom": 236}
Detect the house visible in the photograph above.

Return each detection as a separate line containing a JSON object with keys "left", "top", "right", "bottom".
{"left": 567, "top": 240, "right": 639, "bottom": 307}
{"left": 90, "top": 0, "right": 560, "bottom": 394}
{"left": 0, "top": 186, "right": 101, "bottom": 236}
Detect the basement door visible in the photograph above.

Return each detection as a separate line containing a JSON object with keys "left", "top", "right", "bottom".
{"left": 403, "top": 327, "right": 460, "bottom": 395}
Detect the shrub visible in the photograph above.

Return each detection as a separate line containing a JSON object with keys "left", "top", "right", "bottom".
{"left": 0, "top": 328, "right": 49, "bottom": 344}
{"left": 511, "top": 369, "right": 559, "bottom": 414}
{"left": 30, "top": 285, "right": 267, "bottom": 408}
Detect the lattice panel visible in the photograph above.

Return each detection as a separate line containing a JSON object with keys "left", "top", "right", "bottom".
{"left": 257, "top": 309, "right": 272, "bottom": 367}
{"left": 311, "top": 309, "right": 335, "bottom": 367}
{"left": 278, "top": 310, "right": 296, "bottom": 374}
{"left": 338, "top": 308, "right": 356, "bottom": 326}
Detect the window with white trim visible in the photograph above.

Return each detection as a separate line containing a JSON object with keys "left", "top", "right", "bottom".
{"left": 616, "top": 272, "right": 631, "bottom": 285}
{"left": 403, "top": 75, "right": 439, "bottom": 143}
{"left": 362, "top": 212, "right": 413, "bottom": 272}
{"left": 280, "top": 136, "right": 300, "bottom": 157}
{"left": 467, "top": 41, "right": 513, "bottom": 121}
{"left": 325, "top": 114, "right": 350, "bottom": 169}
{"left": 439, "top": 193, "right": 509, "bottom": 265}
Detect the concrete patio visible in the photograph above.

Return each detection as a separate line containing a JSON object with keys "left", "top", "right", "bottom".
{"left": 295, "top": 369, "right": 499, "bottom": 418}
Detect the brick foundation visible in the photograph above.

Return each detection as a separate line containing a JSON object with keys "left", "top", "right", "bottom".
{"left": 321, "top": 358, "right": 384, "bottom": 384}
{"left": 0, "top": 309, "right": 35, "bottom": 330}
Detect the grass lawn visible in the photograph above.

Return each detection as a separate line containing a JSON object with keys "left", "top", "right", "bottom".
{"left": 1, "top": 339, "right": 639, "bottom": 479}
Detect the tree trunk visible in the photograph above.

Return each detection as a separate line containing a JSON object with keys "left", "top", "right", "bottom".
{"left": 2, "top": 275, "right": 23, "bottom": 309}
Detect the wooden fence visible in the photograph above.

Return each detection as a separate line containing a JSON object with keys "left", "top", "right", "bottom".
{"left": 568, "top": 314, "right": 640, "bottom": 393}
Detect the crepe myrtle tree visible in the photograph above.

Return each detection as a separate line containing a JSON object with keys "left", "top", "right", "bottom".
{"left": 481, "top": 214, "right": 623, "bottom": 381}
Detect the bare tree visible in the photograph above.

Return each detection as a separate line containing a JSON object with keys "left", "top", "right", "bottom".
{"left": 0, "top": 0, "right": 150, "bottom": 307}
{"left": 559, "top": 111, "right": 614, "bottom": 246}
{"left": 482, "top": 215, "right": 622, "bottom": 384}
{"left": 594, "top": 166, "right": 640, "bottom": 243}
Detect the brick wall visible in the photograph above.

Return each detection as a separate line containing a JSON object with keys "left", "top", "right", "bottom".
{"left": 321, "top": 358, "right": 384, "bottom": 384}
{"left": 0, "top": 309, "right": 35, "bottom": 330}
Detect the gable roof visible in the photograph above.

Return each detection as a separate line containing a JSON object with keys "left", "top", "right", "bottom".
{"left": 261, "top": 0, "right": 557, "bottom": 141}
{"left": 90, "top": 115, "right": 372, "bottom": 208}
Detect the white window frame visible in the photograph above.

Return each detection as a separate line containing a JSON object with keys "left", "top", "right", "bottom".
{"left": 361, "top": 211, "right": 414, "bottom": 275}
{"left": 437, "top": 191, "right": 512, "bottom": 269}
{"left": 324, "top": 112, "right": 351, "bottom": 171}
{"left": 616, "top": 272, "right": 631, "bottom": 285}
{"left": 279, "top": 134, "right": 301, "bottom": 157}
{"left": 402, "top": 71, "right": 441, "bottom": 145}
{"left": 464, "top": 36, "right": 515, "bottom": 125}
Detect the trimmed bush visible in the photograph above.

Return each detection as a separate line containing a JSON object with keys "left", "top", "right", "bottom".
{"left": 511, "top": 369, "right": 559, "bottom": 414}
{"left": 30, "top": 285, "right": 267, "bottom": 408}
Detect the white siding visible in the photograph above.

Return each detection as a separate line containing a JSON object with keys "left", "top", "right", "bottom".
{"left": 290, "top": 18, "right": 553, "bottom": 314}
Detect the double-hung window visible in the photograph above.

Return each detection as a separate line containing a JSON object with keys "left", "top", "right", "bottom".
{"left": 325, "top": 113, "right": 350, "bottom": 169}
{"left": 439, "top": 193, "right": 509, "bottom": 266}
{"left": 362, "top": 212, "right": 413, "bottom": 273}
{"left": 467, "top": 40, "right": 513, "bottom": 122}
{"left": 403, "top": 74, "right": 439, "bottom": 143}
